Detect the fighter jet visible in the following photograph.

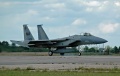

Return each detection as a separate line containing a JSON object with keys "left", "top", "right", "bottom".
{"left": 11, "top": 24, "right": 107, "bottom": 56}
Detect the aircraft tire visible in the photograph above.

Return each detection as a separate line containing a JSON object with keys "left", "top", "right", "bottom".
{"left": 60, "top": 53, "right": 64, "bottom": 56}
{"left": 48, "top": 51, "right": 53, "bottom": 56}
{"left": 79, "top": 52, "right": 81, "bottom": 56}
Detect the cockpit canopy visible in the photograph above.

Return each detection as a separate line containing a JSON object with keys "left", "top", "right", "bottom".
{"left": 80, "top": 32, "right": 92, "bottom": 36}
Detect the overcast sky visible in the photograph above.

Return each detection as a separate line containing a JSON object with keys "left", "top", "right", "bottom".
{"left": 0, "top": 0, "right": 120, "bottom": 47}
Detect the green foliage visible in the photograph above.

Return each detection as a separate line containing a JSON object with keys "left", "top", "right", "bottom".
{"left": 0, "top": 48, "right": 2, "bottom": 53}
{"left": 0, "top": 70, "right": 120, "bottom": 76}
{"left": 14, "top": 67, "right": 21, "bottom": 71}
{"left": 84, "top": 46, "right": 89, "bottom": 52}
{"left": 0, "top": 41, "right": 2, "bottom": 45}
{"left": 119, "top": 46, "right": 120, "bottom": 53}
{"left": 11, "top": 43, "right": 16, "bottom": 47}
{"left": 1, "top": 41, "right": 9, "bottom": 46}
{"left": 26, "top": 67, "right": 35, "bottom": 70}
{"left": 88, "top": 47, "right": 96, "bottom": 52}
{"left": 84, "top": 46, "right": 99, "bottom": 53}
{"left": 104, "top": 46, "right": 111, "bottom": 55}
{"left": 113, "top": 46, "right": 119, "bottom": 54}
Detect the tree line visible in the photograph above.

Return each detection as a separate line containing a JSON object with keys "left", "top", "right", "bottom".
{"left": 0, "top": 41, "right": 120, "bottom": 55}
{"left": 83, "top": 45, "right": 120, "bottom": 55}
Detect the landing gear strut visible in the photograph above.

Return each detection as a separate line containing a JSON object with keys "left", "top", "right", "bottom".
{"left": 79, "top": 52, "right": 81, "bottom": 56}
{"left": 77, "top": 45, "right": 82, "bottom": 56}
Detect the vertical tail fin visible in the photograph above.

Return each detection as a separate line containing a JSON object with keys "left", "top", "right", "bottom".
{"left": 37, "top": 25, "right": 49, "bottom": 40}
{"left": 23, "top": 24, "right": 34, "bottom": 40}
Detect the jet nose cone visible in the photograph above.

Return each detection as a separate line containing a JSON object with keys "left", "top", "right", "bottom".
{"left": 93, "top": 37, "right": 108, "bottom": 44}
{"left": 102, "top": 39, "right": 108, "bottom": 43}
{"left": 91, "top": 36, "right": 108, "bottom": 44}
{"left": 99, "top": 38, "right": 108, "bottom": 44}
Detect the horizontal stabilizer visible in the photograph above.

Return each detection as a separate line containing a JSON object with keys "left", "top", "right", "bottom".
{"left": 10, "top": 40, "right": 28, "bottom": 47}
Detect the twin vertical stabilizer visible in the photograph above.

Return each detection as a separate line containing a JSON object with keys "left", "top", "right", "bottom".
{"left": 37, "top": 25, "right": 49, "bottom": 40}
{"left": 23, "top": 24, "right": 35, "bottom": 40}
{"left": 23, "top": 24, "right": 49, "bottom": 41}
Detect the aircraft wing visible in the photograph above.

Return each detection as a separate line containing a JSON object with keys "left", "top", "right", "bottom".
{"left": 28, "top": 38, "right": 69, "bottom": 44}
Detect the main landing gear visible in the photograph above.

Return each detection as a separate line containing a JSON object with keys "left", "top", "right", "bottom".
{"left": 60, "top": 53, "right": 64, "bottom": 56}
{"left": 48, "top": 51, "right": 53, "bottom": 56}
{"left": 79, "top": 52, "right": 81, "bottom": 56}
{"left": 48, "top": 47, "right": 82, "bottom": 56}
{"left": 48, "top": 51, "right": 65, "bottom": 56}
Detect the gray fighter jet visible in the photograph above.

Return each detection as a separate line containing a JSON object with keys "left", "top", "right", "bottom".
{"left": 11, "top": 24, "right": 107, "bottom": 56}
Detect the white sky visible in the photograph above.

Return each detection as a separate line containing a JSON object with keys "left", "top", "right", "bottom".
{"left": 0, "top": 0, "right": 120, "bottom": 47}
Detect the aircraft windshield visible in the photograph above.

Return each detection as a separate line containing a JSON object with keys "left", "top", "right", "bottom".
{"left": 80, "top": 33, "right": 92, "bottom": 36}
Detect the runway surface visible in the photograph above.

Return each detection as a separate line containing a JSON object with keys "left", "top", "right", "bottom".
{"left": 0, "top": 56, "right": 120, "bottom": 69}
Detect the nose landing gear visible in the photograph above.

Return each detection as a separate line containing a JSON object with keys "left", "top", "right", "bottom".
{"left": 48, "top": 51, "right": 53, "bottom": 56}
{"left": 77, "top": 45, "right": 82, "bottom": 56}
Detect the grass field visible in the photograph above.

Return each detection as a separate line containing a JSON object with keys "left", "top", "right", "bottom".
{"left": 0, "top": 70, "right": 120, "bottom": 76}
{"left": 0, "top": 67, "right": 120, "bottom": 76}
